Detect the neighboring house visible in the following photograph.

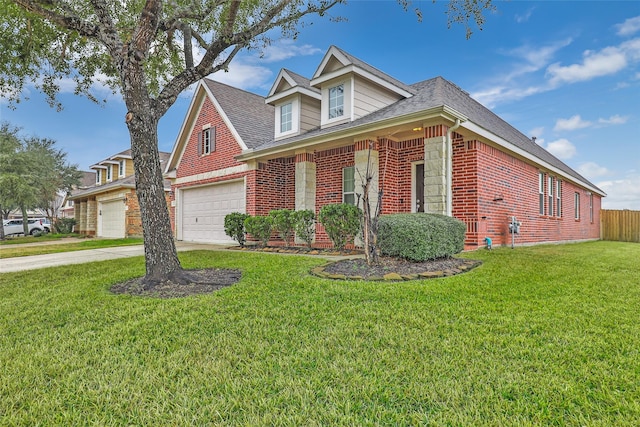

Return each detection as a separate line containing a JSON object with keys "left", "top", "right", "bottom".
{"left": 164, "top": 46, "right": 605, "bottom": 248}
{"left": 69, "top": 149, "right": 171, "bottom": 238}
{"left": 59, "top": 171, "right": 96, "bottom": 219}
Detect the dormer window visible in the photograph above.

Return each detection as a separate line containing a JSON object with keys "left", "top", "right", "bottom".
{"left": 280, "top": 102, "right": 292, "bottom": 133}
{"left": 328, "top": 84, "right": 344, "bottom": 119}
{"left": 106, "top": 165, "right": 112, "bottom": 182}
{"left": 118, "top": 159, "right": 126, "bottom": 177}
{"left": 96, "top": 169, "right": 102, "bottom": 185}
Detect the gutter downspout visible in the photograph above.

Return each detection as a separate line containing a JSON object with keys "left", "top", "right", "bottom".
{"left": 446, "top": 119, "right": 461, "bottom": 217}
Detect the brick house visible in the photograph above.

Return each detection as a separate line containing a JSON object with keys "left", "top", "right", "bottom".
{"left": 69, "top": 149, "right": 171, "bottom": 238}
{"left": 164, "top": 46, "right": 605, "bottom": 248}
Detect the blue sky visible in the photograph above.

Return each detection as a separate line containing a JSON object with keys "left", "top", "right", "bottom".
{"left": 1, "top": 0, "right": 639, "bottom": 209}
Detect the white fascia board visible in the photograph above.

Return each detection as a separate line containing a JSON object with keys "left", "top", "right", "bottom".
{"left": 265, "top": 87, "right": 321, "bottom": 105}
{"left": 311, "top": 64, "right": 413, "bottom": 98}
{"left": 202, "top": 82, "right": 248, "bottom": 151}
{"left": 91, "top": 164, "right": 108, "bottom": 170}
{"left": 110, "top": 154, "right": 133, "bottom": 160}
{"left": 463, "top": 121, "right": 606, "bottom": 196}
{"left": 101, "top": 160, "right": 120, "bottom": 165}
{"left": 267, "top": 70, "right": 297, "bottom": 98}
{"left": 164, "top": 80, "right": 207, "bottom": 174}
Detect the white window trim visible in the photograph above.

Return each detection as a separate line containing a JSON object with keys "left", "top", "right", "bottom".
{"left": 118, "top": 159, "right": 126, "bottom": 177}
{"left": 342, "top": 166, "right": 355, "bottom": 205}
{"left": 556, "top": 180, "right": 562, "bottom": 217}
{"left": 548, "top": 175, "right": 554, "bottom": 217}
{"left": 574, "top": 192, "right": 580, "bottom": 220}
{"left": 321, "top": 78, "right": 352, "bottom": 127}
{"left": 538, "top": 172, "right": 545, "bottom": 215}
{"left": 275, "top": 97, "right": 299, "bottom": 138}
{"left": 106, "top": 165, "right": 113, "bottom": 182}
{"left": 96, "top": 169, "right": 102, "bottom": 185}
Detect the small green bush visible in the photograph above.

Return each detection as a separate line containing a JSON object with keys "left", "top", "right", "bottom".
{"left": 54, "top": 218, "right": 76, "bottom": 234}
{"left": 224, "top": 212, "right": 249, "bottom": 246}
{"left": 378, "top": 213, "right": 466, "bottom": 261}
{"left": 318, "top": 203, "right": 362, "bottom": 251}
{"left": 269, "top": 209, "right": 295, "bottom": 247}
{"left": 244, "top": 215, "right": 273, "bottom": 247}
{"left": 292, "top": 209, "right": 316, "bottom": 248}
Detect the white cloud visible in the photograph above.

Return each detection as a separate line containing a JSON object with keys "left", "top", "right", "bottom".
{"left": 211, "top": 62, "right": 273, "bottom": 90}
{"left": 529, "top": 126, "right": 545, "bottom": 141}
{"left": 577, "top": 161, "right": 611, "bottom": 179}
{"left": 598, "top": 114, "right": 629, "bottom": 125}
{"left": 554, "top": 115, "right": 592, "bottom": 131}
{"left": 615, "top": 15, "right": 640, "bottom": 37}
{"left": 258, "top": 41, "right": 322, "bottom": 63}
{"left": 545, "top": 138, "right": 577, "bottom": 159}
{"left": 599, "top": 172, "right": 640, "bottom": 210}
{"left": 515, "top": 7, "right": 535, "bottom": 24}
{"left": 546, "top": 46, "right": 628, "bottom": 85}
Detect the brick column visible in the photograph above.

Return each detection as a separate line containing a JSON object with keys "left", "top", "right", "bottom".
{"left": 78, "top": 201, "right": 87, "bottom": 234}
{"left": 354, "top": 139, "right": 379, "bottom": 216}
{"left": 423, "top": 136, "right": 447, "bottom": 215}
{"left": 86, "top": 198, "right": 97, "bottom": 236}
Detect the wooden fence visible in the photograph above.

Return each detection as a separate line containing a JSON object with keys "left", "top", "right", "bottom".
{"left": 601, "top": 209, "right": 640, "bottom": 243}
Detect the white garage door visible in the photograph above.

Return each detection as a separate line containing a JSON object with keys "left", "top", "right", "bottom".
{"left": 100, "top": 199, "right": 126, "bottom": 238}
{"left": 181, "top": 180, "right": 245, "bottom": 243}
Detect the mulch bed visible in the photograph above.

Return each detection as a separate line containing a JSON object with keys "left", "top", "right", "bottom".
{"left": 315, "top": 257, "right": 482, "bottom": 281}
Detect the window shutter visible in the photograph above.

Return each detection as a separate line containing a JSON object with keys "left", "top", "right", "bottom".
{"left": 211, "top": 127, "right": 216, "bottom": 152}
{"left": 197, "top": 131, "right": 202, "bottom": 155}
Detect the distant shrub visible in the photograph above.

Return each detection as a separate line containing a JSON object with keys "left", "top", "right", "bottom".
{"left": 378, "top": 213, "right": 466, "bottom": 261}
{"left": 54, "top": 218, "right": 76, "bottom": 234}
{"left": 224, "top": 212, "right": 249, "bottom": 246}
{"left": 244, "top": 215, "right": 273, "bottom": 247}
{"left": 292, "top": 209, "right": 316, "bottom": 248}
{"left": 318, "top": 203, "right": 361, "bottom": 251}
{"left": 269, "top": 209, "right": 295, "bottom": 247}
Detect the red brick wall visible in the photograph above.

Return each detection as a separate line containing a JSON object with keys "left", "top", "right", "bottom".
{"left": 250, "top": 158, "right": 295, "bottom": 216}
{"left": 459, "top": 140, "right": 601, "bottom": 248}
{"left": 176, "top": 97, "right": 244, "bottom": 179}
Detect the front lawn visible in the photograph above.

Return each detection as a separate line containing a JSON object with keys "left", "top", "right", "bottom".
{"left": 0, "top": 237, "right": 143, "bottom": 258}
{"left": 0, "top": 241, "right": 638, "bottom": 425}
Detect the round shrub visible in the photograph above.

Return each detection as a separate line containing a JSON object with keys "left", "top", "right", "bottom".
{"left": 244, "top": 215, "right": 273, "bottom": 247}
{"left": 318, "top": 203, "right": 361, "bottom": 251}
{"left": 378, "top": 213, "right": 466, "bottom": 261}
{"left": 269, "top": 209, "right": 295, "bottom": 246}
{"left": 292, "top": 209, "right": 316, "bottom": 248}
{"left": 224, "top": 212, "right": 249, "bottom": 246}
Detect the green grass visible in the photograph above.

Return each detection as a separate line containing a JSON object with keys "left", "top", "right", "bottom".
{"left": 0, "top": 237, "right": 143, "bottom": 258}
{"left": 0, "top": 241, "right": 638, "bottom": 425}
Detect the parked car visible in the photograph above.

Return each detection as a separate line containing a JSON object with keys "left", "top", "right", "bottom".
{"left": 33, "top": 217, "right": 52, "bottom": 233}
{"left": 2, "top": 218, "right": 47, "bottom": 236}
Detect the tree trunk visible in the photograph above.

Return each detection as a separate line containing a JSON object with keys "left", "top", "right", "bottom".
{"left": 127, "top": 113, "right": 183, "bottom": 286}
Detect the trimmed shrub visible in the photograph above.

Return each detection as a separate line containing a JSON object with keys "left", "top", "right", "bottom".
{"left": 318, "top": 203, "right": 362, "bottom": 251}
{"left": 244, "top": 215, "right": 273, "bottom": 247}
{"left": 269, "top": 209, "right": 295, "bottom": 246}
{"left": 292, "top": 209, "right": 316, "bottom": 248}
{"left": 54, "top": 218, "right": 76, "bottom": 234}
{"left": 378, "top": 213, "right": 466, "bottom": 261}
{"left": 224, "top": 212, "right": 249, "bottom": 246}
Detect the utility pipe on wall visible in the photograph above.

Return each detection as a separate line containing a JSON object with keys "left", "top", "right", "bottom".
{"left": 446, "top": 119, "right": 461, "bottom": 217}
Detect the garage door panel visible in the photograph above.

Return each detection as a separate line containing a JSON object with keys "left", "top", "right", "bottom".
{"left": 181, "top": 181, "right": 245, "bottom": 243}
{"left": 100, "top": 200, "right": 125, "bottom": 238}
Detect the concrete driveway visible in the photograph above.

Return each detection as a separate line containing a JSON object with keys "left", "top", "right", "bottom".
{"left": 0, "top": 242, "right": 224, "bottom": 273}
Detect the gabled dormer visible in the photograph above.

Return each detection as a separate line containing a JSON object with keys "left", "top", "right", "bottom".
{"left": 90, "top": 150, "right": 134, "bottom": 185}
{"left": 310, "top": 46, "right": 416, "bottom": 129}
{"left": 265, "top": 69, "right": 321, "bottom": 140}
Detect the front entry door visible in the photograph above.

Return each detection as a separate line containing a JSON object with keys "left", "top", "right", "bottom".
{"left": 415, "top": 163, "right": 424, "bottom": 212}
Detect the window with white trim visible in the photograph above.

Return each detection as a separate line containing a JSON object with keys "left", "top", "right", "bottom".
{"left": 329, "top": 84, "right": 344, "bottom": 119}
{"left": 548, "top": 176, "right": 554, "bottom": 217}
{"left": 343, "top": 166, "right": 355, "bottom": 205}
{"left": 198, "top": 127, "right": 215, "bottom": 155}
{"left": 106, "top": 165, "right": 112, "bottom": 181}
{"left": 118, "top": 159, "right": 126, "bottom": 177}
{"left": 574, "top": 192, "right": 580, "bottom": 220}
{"left": 280, "top": 102, "right": 292, "bottom": 133}
{"left": 96, "top": 169, "right": 102, "bottom": 185}
{"left": 539, "top": 172, "right": 545, "bottom": 215}
{"left": 556, "top": 179, "right": 562, "bottom": 217}
{"left": 589, "top": 193, "right": 594, "bottom": 223}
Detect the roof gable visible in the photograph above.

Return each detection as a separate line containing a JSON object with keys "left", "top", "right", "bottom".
{"left": 311, "top": 46, "right": 415, "bottom": 98}
{"left": 265, "top": 69, "right": 321, "bottom": 105}
{"left": 165, "top": 79, "right": 274, "bottom": 173}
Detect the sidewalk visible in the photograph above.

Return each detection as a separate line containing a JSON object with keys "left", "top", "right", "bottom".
{"left": 0, "top": 242, "right": 359, "bottom": 273}
{"left": 0, "top": 242, "right": 224, "bottom": 273}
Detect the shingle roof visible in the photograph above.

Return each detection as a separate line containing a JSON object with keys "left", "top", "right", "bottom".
{"left": 247, "top": 75, "right": 600, "bottom": 192}
{"left": 282, "top": 68, "right": 320, "bottom": 93}
{"left": 203, "top": 79, "right": 274, "bottom": 149}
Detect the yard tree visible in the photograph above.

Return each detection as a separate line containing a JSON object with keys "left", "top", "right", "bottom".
{"left": 1, "top": 0, "right": 493, "bottom": 285}
{"left": 0, "top": 122, "right": 81, "bottom": 237}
